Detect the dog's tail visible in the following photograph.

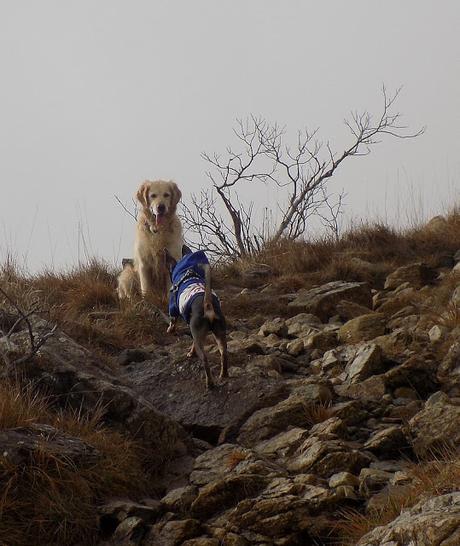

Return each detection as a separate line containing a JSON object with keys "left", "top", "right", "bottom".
{"left": 203, "top": 264, "right": 216, "bottom": 322}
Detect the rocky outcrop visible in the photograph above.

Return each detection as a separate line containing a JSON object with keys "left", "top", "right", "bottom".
{"left": 409, "top": 391, "right": 460, "bottom": 455}
{"left": 288, "top": 281, "right": 372, "bottom": 321}
{"left": 3, "top": 320, "right": 189, "bottom": 467}
{"left": 384, "top": 262, "right": 437, "bottom": 290}
{"left": 4, "top": 258, "right": 460, "bottom": 546}
{"left": 357, "top": 493, "right": 460, "bottom": 546}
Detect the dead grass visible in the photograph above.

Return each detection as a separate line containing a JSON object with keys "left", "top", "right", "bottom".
{"left": 0, "top": 259, "right": 168, "bottom": 355}
{"left": 226, "top": 449, "right": 249, "bottom": 471}
{"left": 305, "top": 401, "right": 334, "bottom": 428}
{"left": 0, "top": 380, "right": 149, "bottom": 546}
{"left": 216, "top": 208, "right": 460, "bottom": 292}
{"left": 335, "top": 446, "right": 460, "bottom": 545}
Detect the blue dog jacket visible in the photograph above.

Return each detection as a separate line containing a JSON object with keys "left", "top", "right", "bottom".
{"left": 168, "top": 250, "right": 219, "bottom": 323}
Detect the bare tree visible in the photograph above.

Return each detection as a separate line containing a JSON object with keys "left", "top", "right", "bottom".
{"left": 0, "top": 287, "right": 57, "bottom": 366}
{"left": 183, "top": 86, "right": 424, "bottom": 258}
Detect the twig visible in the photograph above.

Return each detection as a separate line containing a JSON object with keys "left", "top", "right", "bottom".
{"left": 0, "top": 286, "right": 57, "bottom": 364}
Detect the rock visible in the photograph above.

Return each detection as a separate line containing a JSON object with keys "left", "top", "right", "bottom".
{"left": 106, "top": 516, "right": 145, "bottom": 545}
{"left": 182, "top": 537, "right": 220, "bottom": 546}
{"left": 288, "top": 437, "right": 374, "bottom": 477}
{"left": 248, "top": 354, "right": 285, "bottom": 373}
{"left": 225, "top": 475, "right": 335, "bottom": 539}
{"left": 335, "top": 375, "right": 386, "bottom": 401}
{"left": 393, "top": 387, "right": 418, "bottom": 400}
{"left": 5, "top": 323, "right": 188, "bottom": 468}
{"left": 99, "top": 499, "right": 160, "bottom": 541}
{"left": 237, "top": 395, "right": 313, "bottom": 446}
{"left": 364, "top": 426, "right": 408, "bottom": 455}
{"left": 336, "top": 300, "right": 375, "bottom": 321}
{"left": 242, "top": 263, "right": 273, "bottom": 284}
{"left": 288, "top": 281, "right": 372, "bottom": 322}
{"left": 161, "top": 486, "right": 198, "bottom": 512}
{"left": 343, "top": 344, "right": 384, "bottom": 383}
{"left": 117, "top": 348, "right": 152, "bottom": 366}
{"left": 438, "top": 341, "right": 460, "bottom": 395}
{"left": 286, "top": 339, "right": 305, "bottom": 356}
{"left": 357, "top": 493, "right": 460, "bottom": 546}
{"left": 304, "top": 330, "right": 338, "bottom": 352}
{"left": 145, "top": 519, "right": 202, "bottom": 546}
{"left": 338, "top": 314, "right": 386, "bottom": 344}
{"left": 255, "top": 427, "right": 310, "bottom": 459}
{"left": 409, "top": 391, "right": 460, "bottom": 455}
{"left": 373, "top": 328, "right": 414, "bottom": 359}
{"left": 451, "top": 286, "right": 460, "bottom": 306}
{"left": 220, "top": 534, "right": 249, "bottom": 546}
{"left": 328, "top": 472, "right": 359, "bottom": 488}
{"left": 259, "top": 318, "right": 288, "bottom": 338}
{"left": 384, "top": 262, "right": 436, "bottom": 290}
{"left": 425, "top": 214, "right": 447, "bottom": 232}
{"left": 124, "top": 358, "right": 289, "bottom": 445}
{"left": 358, "top": 467, "right": 393, "bottom": 497}
{"left": 293, "top": 383, "right": 333, "bottom": 404}
{"left": 428, "top": 324, "right": 448, "bottom": 343}
{"left": 190, "top": 474, "right": 269, "bottom": 518}
{"left": 0, "top": 424, "right": 99, "bottom": 467}
{"left": 384, "top": 355, "right": 439, "bottom": 398}
{"left": 286, "top": 313, "right": 322, "bottom": 337}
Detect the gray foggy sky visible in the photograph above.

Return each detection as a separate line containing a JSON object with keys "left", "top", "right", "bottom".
{"left": 1, "top": 1, "right": 459, "bottom": 270}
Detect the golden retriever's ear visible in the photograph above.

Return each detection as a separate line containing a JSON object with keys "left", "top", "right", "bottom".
{"left": 169, "top": 182, "right": 182, "bottom": 209}
{"left": 136, "top": 181, "right": 151, "bottom": 208}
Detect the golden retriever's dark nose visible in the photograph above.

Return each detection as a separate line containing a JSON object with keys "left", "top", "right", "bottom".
{"left": 157, "top": 203, "right": 166, "bottom": 214}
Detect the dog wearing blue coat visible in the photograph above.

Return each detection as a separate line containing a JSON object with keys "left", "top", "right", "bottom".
{"left": 164, "top": 247, "right": 228, "bottom": 389}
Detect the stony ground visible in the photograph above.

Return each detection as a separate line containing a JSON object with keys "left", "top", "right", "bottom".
{"left": 2, "top": 243, "right": 460, "bottom": 544}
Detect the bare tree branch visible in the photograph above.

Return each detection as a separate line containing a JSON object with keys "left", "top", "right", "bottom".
{"left": 0, "top": 286, "right": 57, "bottom": 365}
{"left": 183, "top": 86, "right": 424, "bottom": 258}
{"left": 114, "top": 195, "right": 138, "bottom": 222}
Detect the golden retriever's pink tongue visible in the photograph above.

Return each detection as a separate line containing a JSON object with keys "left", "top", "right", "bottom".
{"left": 156, "top": 214, "right": 165, "bottom": 227}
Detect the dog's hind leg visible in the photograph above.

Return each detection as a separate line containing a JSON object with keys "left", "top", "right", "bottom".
{"left": 187, "top": 342, "right": 196, "bottom": 358}
{"left": 214, "top": 332, "right": 229, "bottom": 379}
{"left": 192, "top": 335, "right": 214, "bottom": 389}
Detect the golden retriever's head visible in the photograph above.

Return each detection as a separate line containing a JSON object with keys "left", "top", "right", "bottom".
{"left": 136, "top": 180, "right": 182, "bottom": 226}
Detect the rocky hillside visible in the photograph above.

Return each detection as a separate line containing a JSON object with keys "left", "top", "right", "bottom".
{"left": 1, "top": 214, "right": 460, "bottom": 545}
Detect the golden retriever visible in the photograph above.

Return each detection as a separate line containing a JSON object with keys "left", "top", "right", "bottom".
{"left": 117, "top": 180, "right": 183, "bottom": 299}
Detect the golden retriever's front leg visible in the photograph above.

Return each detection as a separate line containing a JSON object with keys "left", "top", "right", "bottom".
{"left": 138, "top": 263, "right": 153, "bottom": 297}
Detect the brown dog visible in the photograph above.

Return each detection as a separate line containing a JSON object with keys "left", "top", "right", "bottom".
{"left": 117, "top": 180, "right": 183, "bottom": 299}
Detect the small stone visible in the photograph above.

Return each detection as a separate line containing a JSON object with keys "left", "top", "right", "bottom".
{"left": 429, "top": 324, "right": 448, "bottom": 342}
{"left": 329, "top": 471, "right": 359, "bottom": 488}
{"left": 344, "top": 344, "right": 383, "bottom": 383}
{"left": 339, "top": 313, "right": 386, "bottom": 344}
{"left": 286, "top": 339, "right": 305, "bottom": 356}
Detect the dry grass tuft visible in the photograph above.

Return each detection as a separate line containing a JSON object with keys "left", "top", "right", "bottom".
{"left": 305, "top": 401, "right": 334, "bottom": 428}
{"left": 0, "top": 259, "right": 168, "bottom": 355}
{"left": 335, "top": 446, "right": 460, "bottom": 545}
{"left": 216, "top": 208, "right": 460, "bottom": 293}
{"left": 0, "top": 380, "right": 150, "bottom": 546}
{"left": 226, "top": 449, "right": 249, "bottom": 471}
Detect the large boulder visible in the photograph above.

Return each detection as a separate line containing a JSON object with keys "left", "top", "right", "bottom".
{"left": 343, "top": 344, "right": 384, "bottom": 383}
{"left": 123, "top": 359, "right": 290, "bottom": 444}
{"left": 357, "top": 493, "right": 460, "bottom": 546}
{"left": 288, "top": 281, "right": 372, "bottom": 322}
{"left": 5, "top": 321, "right": 188, "bottom": 467}
{"left": 338, "top": 313, "right": 386, "bottom": 344}
{"left": 384, "top": 262, "right": 436, "bottom": 290}
{"left": 287, "top": 436, "right": 374, "bottom": 477}
{"left": 237, "top": 395, "right": 313, "bottom": 447}
{"left": 0, "top": 424, "right": 99, "bottom": 466}
{"left": 409, "top": 392, "right": 460, "bottom": 455}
